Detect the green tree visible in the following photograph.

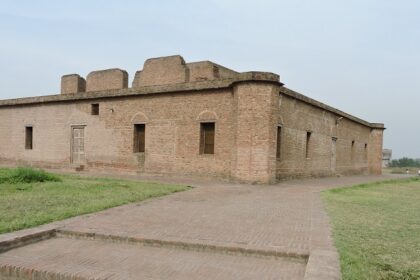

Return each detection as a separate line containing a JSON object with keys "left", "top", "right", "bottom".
{"left": 389, "top": 157, "right": 420, "bottom": 168}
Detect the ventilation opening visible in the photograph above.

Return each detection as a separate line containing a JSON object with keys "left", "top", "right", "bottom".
{"left": 91, "top": 104, "right": 99, "bottom": 115}
{"left": 364, "top": 143, "right": 368, "bottom": 161}
{"left": 25, "top": 126, "right": 33, "bottom": 150}
{"left": 133, "top": 124, "right": 145, "bottom": 153}
{"left": 306, "top": 131, "right": 312, "bottom": 159}
{"left": 200, "top": 122, "right": 215, "bottom": 154}
{"left": 276, "top": 126, "right": 282, "bottom": 160}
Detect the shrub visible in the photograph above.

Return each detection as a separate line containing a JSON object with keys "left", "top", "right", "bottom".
{"left": 6, "top": 167, "right": 61, "bottom": 184}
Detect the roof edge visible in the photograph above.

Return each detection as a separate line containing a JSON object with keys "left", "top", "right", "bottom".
{"left": 0, "top": 74, "right": 383, "bottom": 130}
{"left": 0, "top": 72, "right": 281, "bottom": 107}
{"left": 280, "top": 87, "right": 385, "bottom": 130}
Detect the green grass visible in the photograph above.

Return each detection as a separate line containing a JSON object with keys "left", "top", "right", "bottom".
{"left": 322, "top": 178, "right": 420, "bottom": 280}
{"left": 0, "top": 167, "right": 189, "bottom": 234}
{"left": 0, "top": 167, "right": 61, "bottom": 184}
{"left": 383, "top": 167, "right": 420, "bottom": 175}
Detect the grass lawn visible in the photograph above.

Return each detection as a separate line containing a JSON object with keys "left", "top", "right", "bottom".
{"left": 383, "top": 167, "right": 420, "bottom": 176}
{"left": 322, "top": 177, "right": 420, "bottom": 280}
{"left": 0, "top": 167, "right": 189, "bottom": 234}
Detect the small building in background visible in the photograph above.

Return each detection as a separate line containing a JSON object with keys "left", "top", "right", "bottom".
{"left": 382, "top": 149, "right": 392, "bottom": 167}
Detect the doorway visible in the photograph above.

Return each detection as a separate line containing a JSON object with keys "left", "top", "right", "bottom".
{"left": 71, "top": 126, "right": 85, "bottom": 164}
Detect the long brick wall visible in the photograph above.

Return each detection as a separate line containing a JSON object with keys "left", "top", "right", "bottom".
{"left": 276, "top": 91, "right": 382, "bottom": 179}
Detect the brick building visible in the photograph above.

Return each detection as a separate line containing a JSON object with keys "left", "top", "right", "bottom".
{"left": 0, "top": 55, "right": 384, "bottom": 183}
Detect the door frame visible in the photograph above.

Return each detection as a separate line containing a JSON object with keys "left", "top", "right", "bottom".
{"left": 70, "top": 125, "right": 86, "bottom": 164}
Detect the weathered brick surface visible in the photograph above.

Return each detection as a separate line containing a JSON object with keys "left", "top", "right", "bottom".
{"left": 187, "top": 61, "right": 237, "bottom": 82}
{"left": 368, "top": 128, "right": 384, "bottom": 174}
{"left": 304, "top": 249, "right": 341, "bottom": 280}
{"left": 86, "top": 68, "right": 128, "bottom": 92}
{"left": 57, "top": 174, "right": 398, "bottom": 257}
{"left": 0, "top": 90, "right": 235, "bottom": 178}
{"left": 232, "top": 82, "right": 280, "bottom": 183}
{"left": 276, "top": 91, "right": 383, "bottom": 180}
{"left": 0, "top": 55, "right": 384, "bottom": 183}
{"left": 132, "top": 55, "right": 189, "bottom": 87}
{"left": 61, "top": 74, "right": 86, "bottom": 94}
{"left": 0, "top": 237, "right": 306, "bottom": 280}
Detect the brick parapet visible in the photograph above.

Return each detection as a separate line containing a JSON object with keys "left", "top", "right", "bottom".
{"left": 0, "top": 71, "right": 382, "bottom": 130}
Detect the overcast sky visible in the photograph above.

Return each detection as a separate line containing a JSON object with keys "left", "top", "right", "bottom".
{"left": 0, "top": 0, "right": 419, "bottom": 158}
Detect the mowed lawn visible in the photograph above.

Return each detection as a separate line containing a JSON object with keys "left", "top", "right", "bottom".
{"left": 323, "top": 177, "right": 420, "bottom": 280}
{"left": 0, "top": 167, "right": 189, "bottom": 234}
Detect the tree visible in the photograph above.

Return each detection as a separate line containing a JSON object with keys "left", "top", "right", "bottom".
{"left": 389, "top": 157, "right": 420, "bottom": 168}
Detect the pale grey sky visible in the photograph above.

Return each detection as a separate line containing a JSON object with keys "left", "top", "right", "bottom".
{"left": 0, "top": 0, "right": 419, "bottom": 158}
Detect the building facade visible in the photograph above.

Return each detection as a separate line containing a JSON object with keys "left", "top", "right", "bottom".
{"left": 0, "top": 55, "right": 384, "bottom": 183}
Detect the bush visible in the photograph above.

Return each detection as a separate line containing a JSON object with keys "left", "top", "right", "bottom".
{"left": 5, "top": 167, "right": 61, "bottom": 184}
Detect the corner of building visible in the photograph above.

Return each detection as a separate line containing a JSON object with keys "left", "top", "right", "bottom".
{"left": 230, "top": 76, "right": 282, "bottom": 184}
{"left": 368, "top": 124, "right": 385, "bottom": 175}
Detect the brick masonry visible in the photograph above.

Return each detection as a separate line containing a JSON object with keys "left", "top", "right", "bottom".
{"left": 86, "top": 68, "right": 128, "bottom": 92}
{"left": 0, "top": 55, "right": 384, "bottom": 183}
{"left": 61, "top": 74, "right": 86, "bottom": 94}
{"left": 132, "top": 55, "right": 189, "bottom": 87}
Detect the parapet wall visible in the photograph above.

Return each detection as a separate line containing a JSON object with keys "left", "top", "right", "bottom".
{"left": 86, "top": 69, "right": 128, "bottom": 92}
{"left": 132, "top": 55, "right": 189, "bottom": 87}
{"left": 131, "top": 55, "right": 239, "bottom": 88}
{"left": 61, "top": 74, "right": 86, "bottom": 94}
{"left": 60, "top": 55, "right": 240, "bottom": 94}
{"left": 186, "top": 61, "right": 237, "bottom": 82}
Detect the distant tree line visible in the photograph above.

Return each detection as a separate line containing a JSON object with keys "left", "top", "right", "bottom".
{"left": 389, "top": 157, "right": 420, "bottom": 168}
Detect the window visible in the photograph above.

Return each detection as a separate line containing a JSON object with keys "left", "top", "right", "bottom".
{"left": 305, "top": 131, "right": 312, "bottom": 158}
{"left": 200, "top": 122, "right": 215, "bottom": 154}
{"left": 133, "top": 124, "right": 145, "bottom": 153}
{"left": 25, "top": 126, "right": 33, "bottom": 150}
{"left": 91, "top": 104, "right": 99, "bottom": 115}
{"left": 276, "top": 126, "right": 282, "bottom": 159}
{"left": 364, "top": 143, "right": 368, "bottom": 160}
{"left": 351, "top": 140, "right": 355, "bottom": 162}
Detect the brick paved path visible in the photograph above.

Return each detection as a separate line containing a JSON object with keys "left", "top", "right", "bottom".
{"left": 0, "top": 237, "right": 306, "bottom": 280}
{"left": 0, "top": 174, "right": 404, "bottom": 279}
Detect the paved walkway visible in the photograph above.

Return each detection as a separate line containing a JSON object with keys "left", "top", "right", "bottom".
{"left": 58, "top": 174, "right": 399, "bottom": 255}
{"left": 0, "top": 174, "right": 405, "bottom": 279}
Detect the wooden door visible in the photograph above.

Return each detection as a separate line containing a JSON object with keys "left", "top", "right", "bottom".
{"left": 71, "top": 127, "right": 85, "bottom": 164}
